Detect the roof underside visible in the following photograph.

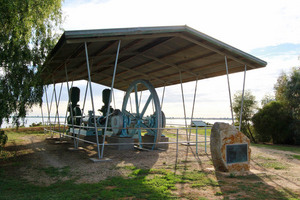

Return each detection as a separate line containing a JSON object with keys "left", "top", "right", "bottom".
{"left": 42, "top": 26, "right": 267, "bottom": 91}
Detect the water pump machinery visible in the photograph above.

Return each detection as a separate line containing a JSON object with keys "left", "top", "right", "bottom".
{"left": 67, "top": 79, "right": 166, "bottom": 148}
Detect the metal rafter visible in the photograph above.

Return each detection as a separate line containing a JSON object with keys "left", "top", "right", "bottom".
{"left": 100, "top": 42, "right": 197, "bottom": 84}
{"left": 180, "top": 35, "right": 256, "bottom": 69}
{"left": 50, "top": 43, "right": 87, "bottom": 79}
{"left": 65, "top": 41, "right": 118, "bottom": 78}
{"left": 91, "top": 37, "right": 176, "bottom": 84}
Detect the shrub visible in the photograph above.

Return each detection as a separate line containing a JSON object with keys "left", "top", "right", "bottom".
{"left": 0, "top": 130, "right": 8, "bottom": 150}
{"left": 252, "top": 101, "right": 293, "bottom": 144}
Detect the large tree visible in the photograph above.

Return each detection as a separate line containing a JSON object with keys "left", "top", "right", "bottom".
{"left": 0, "top": 0, "right": 63, "bottom": 127}
{"left": 274, "top": 67, "right": 300, "bottom": 144}
{"left": 233, "top": 90, "right": 257, "bottom": 142}
{"left": 252, "top": 101, "right": 293, "bottom": 144}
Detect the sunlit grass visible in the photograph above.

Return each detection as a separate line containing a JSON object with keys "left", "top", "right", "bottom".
{"left": 252, "top": 143, "right": 300, "bottom": 154}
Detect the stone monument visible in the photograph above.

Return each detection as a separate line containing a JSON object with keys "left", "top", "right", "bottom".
{"left": 210, "top": 122, "right": 251, "bottom": 172}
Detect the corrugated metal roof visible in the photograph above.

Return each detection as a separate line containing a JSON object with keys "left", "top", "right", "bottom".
{"left": 42, "top": 25, "right": 267, "bottom": 91}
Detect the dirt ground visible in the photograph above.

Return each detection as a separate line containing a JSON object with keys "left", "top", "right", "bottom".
{"left": 2, "top": 131, "right": 300, "bottom": 199}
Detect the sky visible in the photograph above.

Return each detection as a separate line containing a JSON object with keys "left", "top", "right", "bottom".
{"left": 30, "top": 0, "right": 300, "bottom": 120}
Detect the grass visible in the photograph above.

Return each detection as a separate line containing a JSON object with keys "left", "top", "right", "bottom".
{"left": 163, "top": 127, "right": 211, "bottom": 137}
{"left": 292, "top": 155, "right": 300, "bottom": 160}
{"left": 40, "top": 166, "right": 71, "bottom": 177}
{"left": 1, "top": 127, "right": 300, "bottom": 200}
{"left": 4, "top": 128, "right": 46, "bottom": 143}
{"left": 0, "top": 161, "right": 221, "bottom": 200}
{"left": 260, "top": 161, "right": 288, "bottom": 170}
{"left": 0, "top": 167, "right": 186, "bottom": 200}
{"left": 252, "top": 143, "right": 300, "bottom": 154}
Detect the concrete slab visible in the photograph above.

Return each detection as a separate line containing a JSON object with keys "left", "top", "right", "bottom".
{"left": 107, "top": 136, "right": 134, "bottom": 150}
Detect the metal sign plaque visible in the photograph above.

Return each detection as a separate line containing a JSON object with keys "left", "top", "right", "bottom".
{"left": 226, "top": 144, "right": 248, "bottom": 164}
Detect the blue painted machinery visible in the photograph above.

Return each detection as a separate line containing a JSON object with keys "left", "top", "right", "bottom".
{"left": 67, "top": 79, "right": 165, "bottom": 148}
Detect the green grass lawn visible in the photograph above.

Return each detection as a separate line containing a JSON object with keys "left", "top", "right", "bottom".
{"left": 0, "top": 166, "right": 219, "bottom": 200}
{"left": 252, "top": 143, "right": 300, "bottom": 154}
{"left": 1, "top": 128, "right": 300, "bottom": 200}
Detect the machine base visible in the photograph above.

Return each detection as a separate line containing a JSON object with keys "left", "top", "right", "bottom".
{"left": 83, "top": 135, "right": 104, "bottom": 144}
{"left": 107, "top": 136, "right": 134, "bottom": 150}
{"left": 142, "top": 135, "right": 169, "bottom": 150}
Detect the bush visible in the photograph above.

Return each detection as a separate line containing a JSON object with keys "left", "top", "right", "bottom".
{"left": 0, "top": 130, "right": 8, "bottom": 150}
{"left": 252, "top": 101, "right": 293, "bottom": 144}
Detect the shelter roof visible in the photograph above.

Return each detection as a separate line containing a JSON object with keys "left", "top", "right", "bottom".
{"left": 42, "top": 25, "right": 267, "bottom": 91}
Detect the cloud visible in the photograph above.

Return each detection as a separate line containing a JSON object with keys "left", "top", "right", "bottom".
{"left": 62, "top": 0, "right": 300, "bottom": 51}
{"left": 27, "top": 0, "right": 300, "bottom": 119}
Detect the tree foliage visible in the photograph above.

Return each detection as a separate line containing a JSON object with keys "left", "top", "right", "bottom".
{"left": 252, "top": 101, "right": 293, "bottom": 144}
{"left": 233, "top": 90, "right": 257, "bottom": 142}
{"left": 274, "top": 67, "right": 300, "bottom": 144}
{"left": 275, "top": 68, "right": 300, "bottom": 116}
{"left": 0, "top": 0, "right": 63, "bottom": 127}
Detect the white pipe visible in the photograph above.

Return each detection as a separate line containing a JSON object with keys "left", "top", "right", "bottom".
{"left": 239, "top": 65, "right": 247, "bottom": 131}
{"left": 225, "top": 56, "right": 235, "bottom": 125}
{"left": 101, "top": 40, "right": 121, "bottom": 159}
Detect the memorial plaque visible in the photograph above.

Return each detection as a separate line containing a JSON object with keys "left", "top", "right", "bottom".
{"left": 226, "top": 144, "right": 248, "bottom": 164}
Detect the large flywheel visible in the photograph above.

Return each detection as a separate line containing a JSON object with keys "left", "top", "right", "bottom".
{"left": 122, "top": 79, "right": 163, "bottom": 149}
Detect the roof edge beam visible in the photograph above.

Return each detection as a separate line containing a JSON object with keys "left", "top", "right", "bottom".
{"left": 65, "top": 33, "right": 180, "bottom": 44}
{"left": 179, "top": 35, "right": 257, "bottom": 69}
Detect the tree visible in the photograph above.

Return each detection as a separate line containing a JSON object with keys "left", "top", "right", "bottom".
{"left": 233, "top": 90, "right": 257, "bottom": 142}
{"left": 261, "top": 94, "right": 275, "bottom": 107}
{"left": 0, "top": 0, "right": 63, "bottom": 128}
{"left": 252, "top": 101, "right": 293, "bottom": 144}
{"left": 274, "top": 67, "right": 300, "bottom": 144}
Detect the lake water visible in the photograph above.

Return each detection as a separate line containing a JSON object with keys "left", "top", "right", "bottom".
{"left": 1, "top": 116, "right": 232, "bottom": 128}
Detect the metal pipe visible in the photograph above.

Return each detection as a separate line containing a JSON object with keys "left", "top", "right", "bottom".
{"left": 179, "top": 71, "right": 189, "bottom": 141}
{"left": 64, "top": 65, "right": 76, "bottom": 148}
{"left": 225, "top": 56, "right": 235, "bottom": 125}
{"left": 160, "top": 84, "right": 166, "bottom": 109}
{"left": 85, "top": 42, "right": 101, "bottom": 159}
{"left": 40, "top": 100, "right": 45, "bottom": 127}
{"left": 129, "top": 93, "right": 133, "bottom": 113}
{"left": 46, "top": 128, "right": 208, "bottom": 146}
{"left": 176, "top": 129, "right": 179, "bottom": 160}
{"left": 53, "top": 82, "right": 58, "bottom": 136}
{"left": 112, "top": 89, "right": 116, "bottom": 109}
{"left": 189, "top": 78, "right": 198, "bottom": 141}
{"left": 49, "top": 85, "right": 55, "bottom": 125}
{"left": 44, "top": 86, "right": 51, "bottom": 131}
{"left": 56, "top": 82, "right": 63, "bottom": 132}
{"left": 76, "top": 81, "right": 89, "bottom": 147}
{"left": 196, "top": 126, "right": 198, "bottom": 154}
{"left": 101, "top": 40, "right": 121, "bottom": 159}
{"left": 63, "top": 80, "right": 73, "bottom": 134}
{"left": 205, "top": 125, "right": 207, "bottom": 153}
{"left": 239, "top": 65, "right": 247, "bottom": 131}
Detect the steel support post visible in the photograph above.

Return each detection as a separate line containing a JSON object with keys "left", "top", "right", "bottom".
{"left": 85, "top": 42, "right": 102, "bottom": 159}
{"left": 49, "top": 85, "right": 55, "bottom": 136}
{"left": 196, "top": 127, "right": 198, "bottom": 154}
{"left": 176, "top": 129, "right": 179, "bottom": 162}
{"left": 44, "top": 86, "right": 51, "bottom": 132}
{"left": 239, "top": 65, "right": 247, "bottom": 131}
{"left": 179, "top": 71, "right": 189, "bottom": 141}
{"left": 76, "top": 81, "right": 89, "bottom": 147}
{"left": 112, "top": 89, "right": 116, "bottom": 109}
{"left": 225, "top": 56, "right": 235, "bottom": 125}
{"left": 101, "top": 40, "right": 121, "bottom": 159}
{"left": 65, "top": 65, "right": 76, "bottom": 148}
{"left": 160, "top": 85, "right": 166, "bottom": 109}
{"left": 53, "top": 82, "right": 63, "bottom": 138}
{"left": 205, "top": 125, "right": 207, "bottom": 153}
{"left": 63, "top": 80, "right": 73, "bottom": 134}
{"left": 52, "top": 82, "right": 57, "bottom": 136}
{"left": 189, "top": 79, "right": 198, "bottom": 141}
{"left": 40, "top": 93, "right": 45, "bottom": 133}
{"left": 40, "top": 101, "right": 45, "bottom": 127}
